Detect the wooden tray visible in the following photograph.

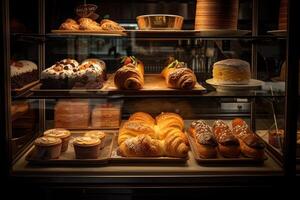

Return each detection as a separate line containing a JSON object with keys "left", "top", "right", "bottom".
{"left": 26, "top": 131, "right": 115, "bottom": 166}
{"left": 30, "top": 74, "right": 207, "bottom": 97}
{"left": 12, "top": 80, "right": 39, "bottom": 96}
{"left": 187, "top": 130, "right": 267, "bottom": 165}
{"left": 109, "top": 134, "right": 188, "bottom": 164}
{"left": 104, "top": 74, "right": 206, "bottom": 95}
{"left": 51, "top": 30, "right": 126, "bottom": 36}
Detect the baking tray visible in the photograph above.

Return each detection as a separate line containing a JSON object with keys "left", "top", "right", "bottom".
{"left": 12, "top": 80, "right": 39, "bottom": 96}
{"left": 30, "top": 74, "right": 207, "bottom": 97}
{"left": 109, "top": 133, "right": 188, "bottom": 164}
{"left": 187, "top": 130, "right": 267, "bottom": 165}
{"left": 26, "top": 131, "right": 116, "bottom": 166}
{"left": 50, "top": 30, "right": 126, "bottom": 36}
{"left": 103, "top": 74, "right": 206, "bottom": 95}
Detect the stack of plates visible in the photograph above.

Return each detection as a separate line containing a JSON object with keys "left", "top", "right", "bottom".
{"left": 195, "top": 0, "right": 239, "bottom": 30}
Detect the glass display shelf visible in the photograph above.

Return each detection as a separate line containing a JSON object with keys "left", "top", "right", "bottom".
{"left": 10, "top": 31, "right": 287, "bottom": 42}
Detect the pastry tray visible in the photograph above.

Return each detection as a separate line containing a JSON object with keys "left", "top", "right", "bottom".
{"left": 109, "top": 134, "right": 188, "bottom": 164}
{"left": 186, "top": 119, "right": 268, "bottom": 165}
{"left": 30, "top": 74, "right": 207, "bottom": 97}
{"left": 25, "top": 131, "right": 116, "bottom": 166}
{"left": 12, "top": 80, "right": 39, "bottom": 96}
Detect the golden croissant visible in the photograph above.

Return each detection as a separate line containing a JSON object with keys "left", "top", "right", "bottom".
{"left": 161, "top": 58, "right": 197, "bottom": 89}
{"left": 118, "top": 112, "right": 189, "bottom": 158}
{"left": 114, "top": 56, "right": 144, "bottom": 90}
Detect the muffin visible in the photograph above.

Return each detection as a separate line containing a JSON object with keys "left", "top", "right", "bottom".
{"left": 84, "top": 130, "right": 106, "bottom": 149}
{"left": 73, "top": 136, "right": 101, "bottom": 159}
{"left": 44, "top": 128, "right": 71, "bottom": 152}
{"left": 34, "top": 137, "right": 62, "bottom": 159}
{"left": 268, "top": 129, "right": 284, "bottom": 149}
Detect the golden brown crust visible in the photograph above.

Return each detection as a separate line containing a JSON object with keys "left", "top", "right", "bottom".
{"left": 78, "top": 17, "right": 102, "bottom": 30}
{"left": 100, "top": 19, "right": 125, "bottom": 31}
{"left": 218, "top": 143, "right": 240, "bottom": 158}
{"left": 118, "top": 112, "right": 189, "bottom": 157}
{"left": 156, "top": 112, "right": 184, "bottom": 131}
{"left": 239, "top": 139, "right": 264, "bottom": 159}
{"left": 128, "top": 112, "right": 155, "bottom": 125}
{"left": 114, "top": 60, "right": 144, "bottom": 90}
{"left": 161, "top": 60, "right": 197, "bottom": 89}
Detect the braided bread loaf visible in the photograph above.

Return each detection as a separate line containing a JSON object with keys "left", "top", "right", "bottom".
{"left": 118, "top": 112, "right": 189, "bottom": 157}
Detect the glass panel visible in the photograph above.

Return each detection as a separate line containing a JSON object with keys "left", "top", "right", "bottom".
{"left": 10, "top": 0, "right": 39, "bottom": 158}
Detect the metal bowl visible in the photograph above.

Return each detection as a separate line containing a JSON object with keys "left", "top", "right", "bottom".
{"left": 136, "top": 14, "right": 184, "bottom": 30}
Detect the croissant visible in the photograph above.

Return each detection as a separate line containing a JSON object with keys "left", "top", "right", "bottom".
{"left": 100, "top": 19, "right": 125, "bottom": 31}
{"left": 118, "top": 120, "right": 156, "bottom": 146}
{"left": 212, "top": 120, "right": 240, "bottom": 158}
{"left": 161, "top": 128, "right": 189, "bottom": 157}
{"left": 117, "top": 112, "right": 189, "bottom": 158}
{"left": 78, "top": 18, "right": 102, "bottom": 30}
{"left": 161, "top": 58, "right": 197, "bottom": 89}
{"left": 59, "top": 18, "right": 80, "bottom": 30}
{"left": 232, "top": 118, "right": 265, "bottom": 159}
{"left": 128, "top": 112, "right": 155, "bottom": 125}
{"left": 118, "top": 134, "right": 164, "bottom": 157}
{"left": 189, "top": 120, "right": 218, "bottom": 158}
{"left": 156, "top": 112, "right": 184, "bottom": 132}
{"left": 114, "top": 56, "right": 144, "bottom": 90}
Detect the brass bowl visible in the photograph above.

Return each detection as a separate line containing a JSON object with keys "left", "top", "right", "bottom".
{"left": 136, "top": 14, "right": 184, "bottom": 30}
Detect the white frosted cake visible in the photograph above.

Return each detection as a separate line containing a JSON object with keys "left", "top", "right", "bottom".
{"left": 212, "top": 59, "right": 251, "bottom": 85}
{"left": 11, "top": 60, "right": 38, "bottom": 89}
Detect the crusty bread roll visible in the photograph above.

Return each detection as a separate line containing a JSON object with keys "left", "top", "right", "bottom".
{"left": 212, "top": 120, "right": 240, "bottom": 158}
{"left": 232, "top": 118, "right": 265, "bottom": 159}
{"left": 189, "top": 120, "right": 218, "bottom": 158}
{"left": 212, "top": 59, "right": 251, "bottom": 85}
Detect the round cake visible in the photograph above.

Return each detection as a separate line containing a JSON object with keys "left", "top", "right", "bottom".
{"left": 212, "top": 59, "right": 251, "bottom": 85}
{"left": 195, "top": 0, "right": 239, "bottom": 30}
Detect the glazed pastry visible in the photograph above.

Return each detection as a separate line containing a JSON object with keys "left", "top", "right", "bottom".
{"left": 156, "top": 112, "right": 184, "bottom": 132}
{"left": 128, "top": 112, "right": 155, "bottom": 126}
{"left": 78, "top": 17, "right": 102, "bottom": 30}
{"left": 73, "top": 136, "right": 101, "bottom": 159}
{"left": 100, "top": 19, "right": 125, "bottom": 31}
{"left": 212, "top": 120, "right": 240, "bottom": 158}
{"left": 231, "top": 118, "right": 265, "bottom": 159}
{"left": 161, "top": 58, "right": 197, "bottom": 89}
{"left": 189, "top": 120, "right": 218, "bottom": 158}
{"left": 118, "top": 121, "right": 156, "bottom": 146}
{"left": 117, "top": 112, "right": 189, "bottom": 158}
{"left": 118, "top": 134, "right": 163, "bottom": 157}
{"left": 84, "top": 130, "right": 106, "bottom": 149}
{"left": 43, "top": 128, "right": 71, "bottom": 152}
{"left": 11, "top": 60, "right": 38, "bottom": 89}
{"left": 114, "top": 56, "right": 144, "bottom": 90}
{"left": 212, "top": 59, "right": 251, "bottom": 85}
{"left": 34, "top": 137, "right": 62, "bottom": 159}
{"left": 59, "top": 18, "right": 80, "bottom": 30}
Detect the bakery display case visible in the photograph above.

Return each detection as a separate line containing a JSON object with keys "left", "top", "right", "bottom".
{"left": 1, "top": 0, "right": 299, "bottom": 196}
